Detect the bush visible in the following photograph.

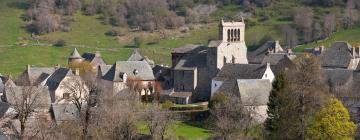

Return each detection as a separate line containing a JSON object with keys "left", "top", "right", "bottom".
{"left": 162, "top": 100, "right": 174, "bottom": 109}
{"left": 53, "top": 39, "right": 66, "bottom": 47}
{"left": 208, "top": 92, "right": 227, "bottom": 109}
{"left": 169, "top": 105, "right": 206, "bottom": 111}
{"left": 105, "top": 28, "right": 127, "bottom": 36}
{"left": 134, "top": 37, "right": 144, "bottom": 48}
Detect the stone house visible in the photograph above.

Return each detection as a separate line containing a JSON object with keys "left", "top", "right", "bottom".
{"left": 211, "top": 63, "right": 274, "bottom": 95}
{"left": 212, "top": 79, "right": 272, "bottom": 122}
{"left": 15, "top": 65, "right": 56, "bottom": 86}
{"left": 320, "top": 41, "right": 360, "bottom": 70}
{"left": 248, "top": 40, "right": 296, "bottom": 65}
{"left": 171, "top": 19, "right": 249, "bottom": 103}
{"left": 100, "top": 61, "right": 155, "bottom": 95}
{"left": 45, "top": 68, "right": 87, "bottom": 103}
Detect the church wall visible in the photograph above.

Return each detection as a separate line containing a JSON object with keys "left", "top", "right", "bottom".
{"left": 216, "top": 43, "right": 248, "bottom": 70}
{"left": 194, "top": 67, "right": 211, "bottom": 101}
{"left": 173, "top": 69, "right": 196, "bottom": 92}
{"left": 211, "top": 80, "right": 223, "bottom": 96}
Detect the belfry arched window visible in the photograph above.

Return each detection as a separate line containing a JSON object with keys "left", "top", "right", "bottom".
{"left": 230, "top": 29, "right": 234, "bottom": 42}
{"left": 237, "top": 29, "right": 240, "bottom": 41}
{"left": 227, "top": 30, "right": 230, "bottom": 42}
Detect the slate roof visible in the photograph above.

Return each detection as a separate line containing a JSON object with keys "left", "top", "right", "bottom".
{"left": 69, "top": 48, "right": 82, "bottom": 59}
{"left": 172, "top": 44, "right": 204, "bottom": 53}
{"left": 174, "top": 47, "right": 207, "bottom": 70}
{"left": 46, "top": 68, "right": 73, "bottom": 90}
{"left": 324, "top": 69, "right": 354, "bottom": 87}
{"left": 248, "top": 41, "right": 285, "bottom": 64}
{"left": 5, "top": 86, "right": 51, "bottom": 109}
{"left": 216, "top": 80, "right": 238, "bottom": 96}
{"left": 102, "top": 61, "right": 155, "bottom": 82}
{"left": 261, "top": 54, "right": 289, "bottom": 65}
{"left": 82, "top": 52, "right": 106, "bottom": 66}
{"left": 16, "top": 66, "right": 56, "bottom": 86}
{"left": 320, "top": 42, "right": 353, "bottom": 68}
{"left": 208, "top": 40, "right": 222, "bottom": 48}
{"left": 0, "top": 102, "right": 9, "bottom": 118}
{"left": 52, "top": 103, "right": 78, "bottom": 123}
{"left": 170, "top": 91, "right": 192, "bottom": 98}
{"left": 28, "top": 67, "right": 56, "bottom": 85}
{"left": 98, "top": 65, "right": 112, "bottom": 77}
{"left": 213, "top": 64, "right": 267, "bottom": 81}
{"left": 0, "top": 77, "right": 4, "bottom": 93}
{"left": 237, "top": 79, "right": 272, "bottom": 106}
{"left": 128, "top": 49, "right": 144, "bottom": 61}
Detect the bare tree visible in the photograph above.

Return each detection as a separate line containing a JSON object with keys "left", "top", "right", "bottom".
{"left": 282, "top": 25, "right": 298, "bottom": 48}
{"left": 343, "top": 0, "right": 359, "bottom": 29}
{"left": 90, "top": 93, "right": 139, "bottom": 140}
{"left": 61, "top": 76, "right": 91, "bottom": 140}
{"left": 6, "top": 84, "right": 45, "bottom": 139}
{"left": 323, "top": 12, "right": 336, "bottom": 37}
{"left": 312, "top": 22, "right": 323, "bottom": 41}
{"left": 275, "top": 55, "right": 329, "bottom": 139}
{"left": 293, "top": 7, "right": 314, "bottom": 43}
{"left": 144, "top": 104, "right": 174, "bottom": 140}
{"left": 209, "top": 93, "right": 253, "bottom": 140}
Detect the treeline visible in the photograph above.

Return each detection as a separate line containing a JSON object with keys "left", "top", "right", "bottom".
{"left": 25, "top": 0, "right": 81, "bottom": 34}
{"left": 281, "top": 0, "right": 360, "bottom": 48}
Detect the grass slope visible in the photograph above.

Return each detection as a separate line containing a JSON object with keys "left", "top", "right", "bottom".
{"left": 295, "top": 27, "right": 360, "bottom": 51}
{"left": 138, "top": 121, "right": 212, "bottom": 140}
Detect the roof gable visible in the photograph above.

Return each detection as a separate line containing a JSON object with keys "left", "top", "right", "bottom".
{"left": 103, "top": 61, "right": 155, "bottom": 81}
{"left": 128, "top": 49, "right": 144, "bottom": 61}
{"left": 213, "top": 64, "right": 267, "bottom": 81}
{"left": 321, "top": 42, "right": 353, "bottom": 68}
{"left": 237, "top": 79, "right": 272, "bottom": 106}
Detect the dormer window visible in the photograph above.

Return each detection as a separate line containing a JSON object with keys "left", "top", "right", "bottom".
{"left": 63, "top": 93, "right": 70, "bottom": 99}
{"left": 133, "top": 69, "right": 139, "bottom": 76}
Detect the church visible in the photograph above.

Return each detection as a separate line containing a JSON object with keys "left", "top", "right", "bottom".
{"left": 170, "top": 19, "right": 292, "bottom": 104}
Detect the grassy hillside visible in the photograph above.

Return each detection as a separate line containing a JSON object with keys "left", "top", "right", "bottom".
{"left": 1, "top": 0, "right": 360, "bottom": 76}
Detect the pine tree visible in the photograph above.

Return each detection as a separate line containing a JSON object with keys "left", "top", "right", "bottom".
{"left": 264, "top": 72, "right": 286, "bottom": 139}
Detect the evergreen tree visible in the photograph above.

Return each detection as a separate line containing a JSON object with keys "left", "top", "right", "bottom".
{"left": 264, "top": 72, "right": 286, "bottom": 139}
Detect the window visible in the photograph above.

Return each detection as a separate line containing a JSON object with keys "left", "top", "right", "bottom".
{"left": 223, "top": 56, "right": 227, "bottom": 64}
{"left": 63, "top": 93, "right": 70, "bottom": 99}
{"left": 232, "top": 55, "right": 235, "bottom": 64}
{"left": 227, "top": 30, "right": 230, "bottom": 42}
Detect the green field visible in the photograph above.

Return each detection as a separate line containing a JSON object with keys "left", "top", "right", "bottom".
{"left": 295, "top": 27, "right": 360, "bottom": 51}
{"left": 1, "top": 0, "right": 360, "bottom": 77}
{"left": 138, "top": 121, "right": 212, "bottom": 140}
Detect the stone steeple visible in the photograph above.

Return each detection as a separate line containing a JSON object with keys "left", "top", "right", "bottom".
{"left": 68, "top": 48, "right": 83, "bottom": 64}
{"left": 219, "top": 18, "right": 245, "bottom": 43}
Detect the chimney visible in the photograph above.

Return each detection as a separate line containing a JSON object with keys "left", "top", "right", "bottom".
{"left": 352, "top": 47, "right": 356, "bottom": 58}
{"left": 287, "top": 48, "right": 293, "bottom": 55}
{"left": 75, "top": 68, "right": 80, "bottom": 76}
{"left": 95, "top": 51, "right": 101, "bottom": 57}
{"left": 27, "top": 64, "right": 31, "bottom": 72}
{"left": 55, "top": 64, "right": 60, "bottom": 70}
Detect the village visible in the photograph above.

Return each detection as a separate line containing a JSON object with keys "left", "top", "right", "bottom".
{"left": 0, "top": 19, "right": 360, "bottom": 139}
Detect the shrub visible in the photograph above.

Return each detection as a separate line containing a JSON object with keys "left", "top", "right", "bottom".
{"left": 53, "top": 39, "right": 66, "bottom": 47}
{"left": 208, "top": 92, "right": 227, "bottom": 109}
{"left": 105, "top": 28, "right": 127, "bottom": 36}
{"left": 134, "top": 37, "right": 144, "bottom": 48}
{"left": 162, "top": 100, "right": 174, "bottom": 109}
{"left": 169, "top": 105, "right": 206, "bottom": 111}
